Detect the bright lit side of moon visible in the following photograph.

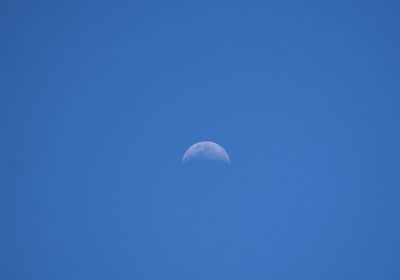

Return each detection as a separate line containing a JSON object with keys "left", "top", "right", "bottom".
{"left": 182, "top": 141, "right": 230, "bottom": 164}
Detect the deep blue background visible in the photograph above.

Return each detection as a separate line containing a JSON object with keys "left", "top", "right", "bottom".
{"left": 1, "top": 1, "right": 400, "bottom": 279}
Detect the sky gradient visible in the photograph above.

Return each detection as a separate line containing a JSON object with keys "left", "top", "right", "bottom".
{"left": 1, "top": 1, "right": 400, "bottom": 279}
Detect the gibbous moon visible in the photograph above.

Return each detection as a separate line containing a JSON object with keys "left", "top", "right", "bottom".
{"left": 182, "top": 141, "right": 230, "bottom": 164}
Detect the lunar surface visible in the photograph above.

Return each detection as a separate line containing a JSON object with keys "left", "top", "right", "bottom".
{"left": 182, "top": 141, "right": 230, "bottom": 164}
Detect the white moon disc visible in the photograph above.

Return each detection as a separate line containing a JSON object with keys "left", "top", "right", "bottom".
{"left": 182, "top": 141, "right": 230, "bottom": 164}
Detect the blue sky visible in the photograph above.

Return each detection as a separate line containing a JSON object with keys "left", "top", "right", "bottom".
{"left": 1, "top": 1, "right": 400, "bottom": 279}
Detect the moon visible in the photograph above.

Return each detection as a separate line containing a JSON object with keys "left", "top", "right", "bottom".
{"left": 182, "top": 141, "right": 230, "bottom": 164}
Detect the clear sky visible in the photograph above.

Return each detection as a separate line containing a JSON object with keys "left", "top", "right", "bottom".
{"left": 1, "top": 1, "right": 400, "bottom": 279}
